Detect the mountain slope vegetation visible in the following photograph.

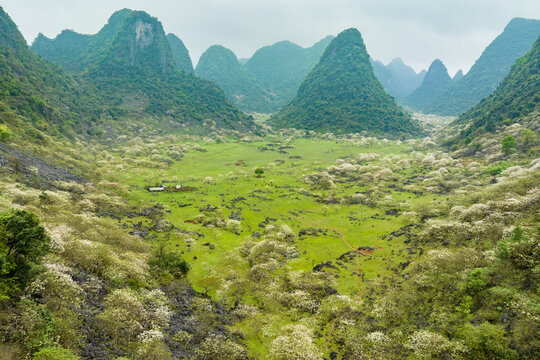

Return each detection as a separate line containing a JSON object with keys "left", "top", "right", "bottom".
{"left": 450, "top": 35, "right": 540, "bottom": 143}
{"left": 1, "top": 5, "right": 539, "bottom": 360}
{"left": 271, "top": 28, "right": 422, "bottom": 136}
{"left": 195, "top": 45, "right": 276, "bottom": 113}
{"left": 0, "top": 7, "right": 103, "bottom": 139}
{"left": 195, "top": 36, "right": 334, "bottom": 114}
{"left": 31, "top": 9, "right": 254, "bottom": 132}
{"left": 166, "top": 33, "right": 194, "bottom": 73}
{"left": 31, "top": 9, "right": 133, "bottom": 74}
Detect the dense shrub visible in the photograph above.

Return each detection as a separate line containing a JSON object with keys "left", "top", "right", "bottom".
{"left": 148, "top": 243, "right": 189, "bottom": 278}
{"left": 32, "top": 347, "right": 79, "bottom": 360}
{"left": 0, "top": 210, "right": 50, "bottom": 299}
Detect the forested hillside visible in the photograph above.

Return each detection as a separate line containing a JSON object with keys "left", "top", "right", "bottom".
{"left": 195, "top": 45, "right": 276, "bottom": 113}
{"left": 450, "top": 36, "right": 540, "bottom": 143}
{"left": 166, "top": 33, "right": 195, "bottom": 73}
{"left": 0, "top": 7, "right": 102, "bottom": 139}
{"left": 271, "top": 28, "right": 422, "bottom": 136}
{"left": 414, "top": 17, "right": 540, "bottom": 115}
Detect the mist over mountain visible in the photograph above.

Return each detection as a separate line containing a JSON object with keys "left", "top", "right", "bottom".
{"left": 371, "top": 57, "right": 426, "bottom": 99}
{"left": 405, "top": 59, "right": 454, "bottom": 112}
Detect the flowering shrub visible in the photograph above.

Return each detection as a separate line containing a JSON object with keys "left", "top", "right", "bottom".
{"left": 269, "top": 325, "right": 322, "bottom": 360}
{"left": 406, "top": 330, "right": 465, "bottom": 359}
{"left": 195, "top": 334, "right": 248, "bottom": 360}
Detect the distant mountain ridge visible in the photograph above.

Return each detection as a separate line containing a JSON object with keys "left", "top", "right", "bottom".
{"left": 453, "top": 35, "right": 540, "bottom": 141}
{"left": 270, "top": 28, "right": 423, "bottom": 137}
{"left": 245, "top": 36, "right": 335, "bottom": 110}
{"left": 409, "top": 17, "right": 540, "bottom": 115}
{"left": 196, "top": 36, "right": 334, "bottom": 113}
{"left": 371, "top": 58, "right": 426, "bottom": 99}
{"left": 195, "top": 45, "right": 276, "bottom": 113}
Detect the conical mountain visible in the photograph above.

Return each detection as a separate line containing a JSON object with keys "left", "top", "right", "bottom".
{"left": 31, "top": 9, "right": 133, "bottom": 73}
{"left": 270, "top": 28, "right": 422, "bottom": 136}
{"left": 453, "top": 36, "right": 540, "bottom": 140}
{"left": 89, "top": 11, "right": 177, "bottom": 77}
{"left": 405, "top": 59, "right": 453, "bottom": 111}
{"left": 245, "top": 36, "right": 334, "bottom": 111}
{"left": 453, "top": 70, "right": 464, "bottom": 81}
{"left": 166, "top": 33, "right": 194, "bottom": 73}
{"left": 420, "top": 17, "right": 540, "bottom": 115}
{"left": 195, "top": 45, "right": 275, "bottom": 113}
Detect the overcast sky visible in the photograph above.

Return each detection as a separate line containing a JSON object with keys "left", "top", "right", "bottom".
{"left": 1, "top": 0, "right": 539, "bottom": 75}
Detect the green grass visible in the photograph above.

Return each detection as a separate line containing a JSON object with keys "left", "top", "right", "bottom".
{"left": 110, "top": 138, "right": 435, "bottom": 296}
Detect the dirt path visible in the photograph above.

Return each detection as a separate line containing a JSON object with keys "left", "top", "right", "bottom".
{"left": 328, "top": 228, "right": 364, "bottom": 297}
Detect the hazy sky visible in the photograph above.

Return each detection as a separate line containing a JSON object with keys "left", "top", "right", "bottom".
{"left": 2, "top": 0, "right": 539, "bottom": 75}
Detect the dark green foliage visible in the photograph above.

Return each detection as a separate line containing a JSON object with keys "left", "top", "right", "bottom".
{"left": 483, "top": 161, "right": 513, "bottom": 176}
{"left": 245, "top": 36, "right": 334, "bottom": 111}
{"left": 89, "top": 11, "right": 176, "bottom": 78}
{"left": 167, "top": 33, "right": 194, "bottom": 73}
{"left": 270, "top": 28, "right": 423, "bottom": 137}
{"left": 254, "top": 167, "right": 264, "bottom": 177}
{"left": 0, "top": 210, "right": 50, "bottom": 299}
{"left": 519, "top": 128, "right": 537, "bottom": 151}
{"left": 501, "top": 135, "right": 517, "bottom": 155}
{"left": 371, "top": 57, "right": 426, "bottom": 99}
{"left": 405, "top": 59, "right": 454, "bottom": 110}
{"left": 9, "top": 299, "right": 59, "bottom": 354}
{"left": 459, "top": 323, "right": 518, "bottom": 360}
{"left": 419, "top": 18, "right": 540, "bottom": 115}
{"left": 195, "top": 45, "right": 276, "bottom": 113}
{"left": 32, "top": 347, "right": 79, "bottom": 360}
{"left": 84, "top": 11, "right": 253, "bottom": 131}
{"left": 496, "top": 226, "right": 539, "bottom": 270}
{"left": 149, "top": 243, "right": 189, "bottom": 278}
{"left": 453, "top": 36, "right": 540, "bottom": 142}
